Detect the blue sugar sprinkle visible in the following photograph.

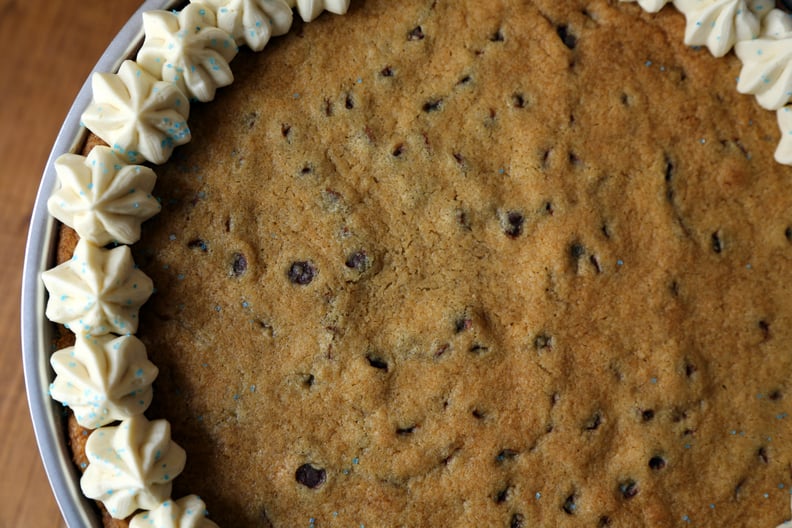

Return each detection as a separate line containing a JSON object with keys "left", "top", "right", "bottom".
{"left": 650, "top": 377, "right": 657, "bottom": 384}
{"left": 682, "top": 515, "right": 690, "bottom": 523}
{"left": 645, "top": 60, "right": 652, "bottom": 67}
{"left": 617, "top": 259, "right": 624, "bottom": 266}
{"left": 353, "top": 457, "right": 359, "bottom": 465}
{"left": 535, "top": 492, "right": 541, "bottom": 500}
{"left": 709, "top": 503, "right": 715, "bottom": 509}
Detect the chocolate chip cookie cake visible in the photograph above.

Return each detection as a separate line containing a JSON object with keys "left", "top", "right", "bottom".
{"left": 41, "top": 0, "right": 792, "bottom": 526}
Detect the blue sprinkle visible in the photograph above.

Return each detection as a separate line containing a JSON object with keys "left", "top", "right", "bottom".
{"left": 645, "top": 60, "right": 652, "bottom": 67}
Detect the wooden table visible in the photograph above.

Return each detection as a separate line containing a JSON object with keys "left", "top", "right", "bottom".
{"left": 0, "top": 1, "right": 144, "bottom": 526}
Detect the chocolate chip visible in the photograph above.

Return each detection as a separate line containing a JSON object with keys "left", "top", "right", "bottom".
{"left": 345, "top": 94, "right": 355, "bottom": 110}
{"left": 758, "top": 446, "right": 769, "bottom": 464}
{"left": 490, "top": 29, "right": 505, "bottom": 42}
{"left": 556, "top": 25, "right": 577, "bottom": 49}
{"left": 684, "top": 362, "right": 697, "bottom": 377}
{"left": 295, "top": 463, "right": 326, "bottom": 488}
{"left": 495, "top": 485, "right": 512, "bottom": 504}
{"left": 423, "top": 99, "right": 443, "bottom": 113}
{"left": 648, "top": 456, "right": 666, "bottom": 470}
{"left": 585, "top": 412, "right": 602, "bottom": 431}
{"left": 619, "top": 479, "right": 639, "bottom": 499}
{"left": 187, "top": 239, "right": 208, "bottom": 252}
{"left": 381, "top": 66, "right": 394, "bottom": 77}
{"left": 598, "top": 516, "right": 612, "bottom": 527}
{"left": 512, "top": 93, "right": 526, "bottom": 108}
{"left": 345, "top": 251, "right": 370, "bottom": 272}
{"left": 534, "top": 333, "right": 553, "bottom": 351}
{"left": 712, "top": 231, "right": 723, "bottom": 254}
{"left": 457, "top": 75, "right": 472, "bottom": 86}
{"left": 303, "top": 374, "right": 315, "bottom": 387}
{"left": 569, "top": 242, "right": 585, "bottom": 260}
{"left": 496, "top": 449, "right": 518, "bottom": 463}
{"left": 472, "top": 409, "right": 486, "bottom": 420}
{"left": 288, "top": 261, "right": 316, "bottom": 285}
{"left": 785, "top": 226, "right": 792, "bottom": 242}
{"left": 562, "top": 494, "right": 577, "bottom": 515}
{"left": 231, "top": 252, "right": 247, "bottom": 277}
{"left": 510, "top": 513, "right": 525, "bottom": 528}
{"left": 397, "top": 425, "right": 417, "bottom": 435}
{"left": 759, "top": 320, "right": 771, "bottom": 340}
{"left": 642, "top": 409, "right": 655, "bottom": 422}
{"left": 455, "top": 317, "right": 472, "bottom": 333}
{"left": 770, "top": 389, "right": 783, "bottom": 401}
{"left": 366, "top": 354, "right": 388, "bottom": 372}
{"left": 392, "top": 144, "right": 405, "bottom": 157}
{"left": 281, "top": 123, "right": 291, "bottom": 138}
{"left": 408, "top": 26, "right": 425, "bottom": 41}
{"left": 469, "top": 343, "right": 489, "bottom": 354}
{"left": 734, "top": 478, "right": 746, "bottom": 499}
{"left": 504, "top": 211, "right": 524, "bottom": 238}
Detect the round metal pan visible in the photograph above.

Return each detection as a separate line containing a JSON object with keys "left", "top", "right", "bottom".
{"left": 21, "top": 1, "right": 179, "bottom": 526}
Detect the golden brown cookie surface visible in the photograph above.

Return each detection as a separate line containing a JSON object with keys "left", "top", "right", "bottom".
{"left": 117, "top": 1, "right": 792, "bottom": 526}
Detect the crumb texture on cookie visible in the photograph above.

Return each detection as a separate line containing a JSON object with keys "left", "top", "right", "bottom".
{"left": 123, "top": 0, "right": 792, "bottom": 526}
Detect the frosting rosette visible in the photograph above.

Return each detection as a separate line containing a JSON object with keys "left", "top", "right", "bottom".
{"left": 285, "top": 0, "right": 350, "bottom": 22}
{"left": 138, "top": 3, "right": 238, "bottom": 102}
{"left": 203, "top": 0, "right": 293, "bottom": 52}
{"left": 673, "top": 0, "right": 771, "bottom": 57}
{"left": 81, "top": 415, "right": 187, "bottom": 519}
{"left": 47, "top": 147, "right": 160, "bottom": 246}
{"left": 49, "top": 334, "right": 158, "bottom": 429}
{"left": 620, "top": 0, "right": 672, "bottom": 13}
{"left": 81, "top": 60, "right": 191, "bottom": 165}
{"left": 41, "top": 239, "right": 153, "bottom": 336}
{"left": 130, "top": 495, "right": 220, "bottom": 528}
{"left": 735, "top": 8, "right": 792, "bottom": 110}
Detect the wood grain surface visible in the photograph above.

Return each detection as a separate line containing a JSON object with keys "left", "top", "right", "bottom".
{"left": 0, "top": 1, "right": 144, "bottom": 527}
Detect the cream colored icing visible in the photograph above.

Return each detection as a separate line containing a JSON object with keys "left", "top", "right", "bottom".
{"left": 49, "top": 334, "right": 158, "bottom": 429}
{"left": 81, "top": 415, "right": 187, "bottom": 519}
{"left": 41, "top": 239, "right": 153, "bottom": 336}
{"left": 138, "top": 4, "right": 238, "bottom": 103}
{"left": 203, "top": 0, "right": 293, "bottom": 52}
{"left": 81, "top": 60, "right": 191, "bottom": 165}
{"left": 762, "top": 7, "right": 792, "bottom": 38}
{"left": 47, "top": 147, "right": 160, "bottom": 246}
{"left": 620, "top": 0, "right": 672, "bottom": 13}
{"left": 673, "top": 0, "right": 769, "bottom": 57}
{"left": 735, "top": 9, "right": 792, "bottom": 110}
{"left": 777, "top": 105, "right": 792, "bottom": 165}
{"left": 130, "top": 495, "right": 220, "bottom": 528}
{"left": 284, "top": 0, "right": 350, "bottom": 22}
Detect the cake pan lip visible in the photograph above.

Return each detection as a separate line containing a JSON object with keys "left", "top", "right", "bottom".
{"left": 20, "top": 1, "right": 179, "bottom": 526}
